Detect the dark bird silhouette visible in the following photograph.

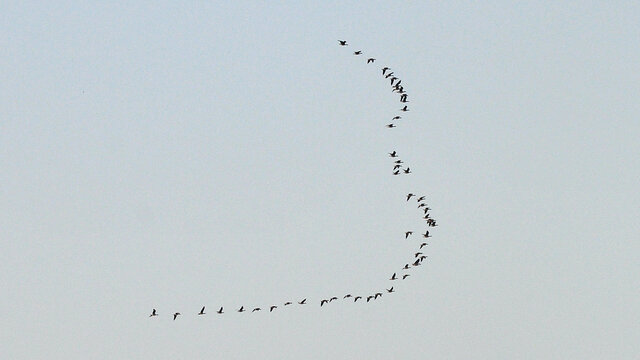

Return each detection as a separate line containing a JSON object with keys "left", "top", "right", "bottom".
{"left": 389, "top": 151, "right": 398, "bottom": 158}
{"left": 320, "top": 299, "right": 328, "bottom": 307}
{"left": 417, "top": 196, "right": 426, "bottom": 202}
{"left": 387, "top": 287, "right": 395, "bottom": 293}
{"left": 401, "top": 105, "right": 409, "bottom": 111}
{"left": 405, "top": 231, "right": 413, "bottom": 239}
{"left": 404, "top": 168, "right": 411, "bottom": 174}
{"left": 298, "top": 299, "right": 307, "bottom": 305}
{"left": 395, "top": 160, "right": 403, "bottom": 164}
{"left": 270, "top": 306, "right": 277, "bottom": 312}
{"left": 394, "top": 164, "right": 402, "bottom": 170}
{"left": 390, "top": 273, "right": 398, "bottom": 280}
{"left": 354, "top": 296, "right": 362, "bottom": 302}
{"left": 403, "top": 264, "right": 410, "bottom": 270}
{"left": 366, "top": 296, "right": 374, "bottom": 302}
{"left": 413, "top": 259, "right": 421, "bottom": 267}
{"left": 149, "top": 309, "right": 158, "bottom": 317}
{"left": 284, "top": 302, "right": 292, "bottom": 306}
{"left": 386, "top": 123, "right": 396, "bottom": 128}
{"left": 415, "top": 252, "right": 423, "bottom": 258}
{"left": 390, "top": 77, "right": 398, "bottom": 85}
{"left": 198, "top": 306, "right": 206, "bottom": 315}
{"left": 382, "top": 67, "right": 390, "bottom": 75}
{"left": 407, "top": 193, "right": 415, "bottom": 201}
{"left": 374, "top": 292, "right": 382, "bottom": 299}
{"left": 393, "top": 170, "right": 400, "bottom": 175}
{"left": 367, "top": 58, "right": 375, "bottom": 63}
{"left": 392, "top": 116, "right": 401, "bottom": 120}
{"left": 420, "top": 255, "right": 427, "bottom": 261}
{"left": 423, "top": 231, "right": 431, "bottom": 238}
{"left": 423, "top": 208, "right": 431, "bottom": 215}
{"left": 173, "top": 312, "right": 181, "bottom": 320}
{"left": 418, "top": 203, "right": 427, "bottom": 208}
{"left": 344, "top": 294, "right": 353, "bottom": 299}
{"left": 385, "top": 72, "right": 394, "bottom": 78}
{"left": 238, "top": 306, "right": 245, "bottom": 313}
{"left": 329, "top": 297, "right": 338, "bottom": 302}
{"left": 338, "top": 40, "right": 348, "bottom": 46}
{"left": 420, "top": 242, "right": 428, "bottom": 249}
{"left": 217, "top": 307, "right": 224, "bottom": 314}
{"left": 402, "top": 274, "right": 410, "bottom": 280}
{"left": 354, "top": 51, "right": 362, "bottom": 55}
{"left": 252, "top": 307, "right": 261, "bottom": 312}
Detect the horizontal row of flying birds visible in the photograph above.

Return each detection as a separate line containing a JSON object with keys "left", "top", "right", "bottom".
{"left": 150, "top": 40, "right": 437, "bottom": 320}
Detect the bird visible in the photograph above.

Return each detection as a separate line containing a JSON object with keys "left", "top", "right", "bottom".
{"left": 402, "top": 274, "right": 410, "bottom": 280}
{"left": 413, "top": 259, "right": 421, "bottom": 266}
{"left": 238, "top": 306, "right": 245, "bottom": 313}
{"left": 418, "top": 203, "right": 427, "bottom": 208}
{"left": 420, "top": 242, "right": 428, "bottom": 249}
{"left": 354, "top": 50, "right": 362, "bottom": 55}
{"left": 252, "top": 307, "right": 261, "bottom": 312}
{"left": 344, "top": 294, "right": 353, "bottom": 299}
{"left": 392, "top": 116, "right": 401, "bottom": 120}
{"left": 329, "top": 296, "right": 338, "bottom": 302}
{"left": 423, "top": 231, "right": 431, "bottom": 238}
{"left": 423, "top": 208, "right": 431, "bottom": 215}
{"left": 284, "top": 302, "right": 292, "bottom": 306}
{"left": 338, "top": 40, "right": 348, "bottom": 46}
{"left": 390, "top": 273, "right": 398, "bottom": 280}
{"left": 354, "top": 296, "right": 362, "bottom": 302}
{"left": 385, "top": 72, "right": 394, "bottom": 78}
{"left": 389, "top": 151, "right": 398, "bottom": 157}
{"left": 374, "top": 292, "right": 383, "bottom": 299}
{"left": 394, "top": 164, "right": 402, "bottom": 170}
{"left": 149, "top": 309, "right": 158, "bottom": 317}
{"left": 395, "top": 160, "right": 403, "bottom": 164}
{"left": 417, "top": 196, "right": 426, "bottom": 202}
{"left": 404, "top": 167, "right": 411, "bottom": 174}
{"left": 217, "top": 307, "right": 224, "bottom": 314}
{"left": 403, "top": 264, "right": 410, "bottom": 270}
{"left": 390, "top": 77, "right": 398, "bottom": 85}
{"left": 420, "top": 255, "right": 427, "bottom": 261}
{"left": 320, "top": 299, "right": 328, "bottom": 307}
{"left": 393, "top": 170, "right": 400, "bottom": 175}
{"left": 405, "top": 231, "right": 413, "bottom": 239}
{"left": 387, "top": 287, "right": 395, "bottom": 293}
{"left": 366, "top": 295, "right": 374, "bottom": 302}
{"left": 386, "top": 123, "right": 396, "bottom": 128}
{"left": 382, "top": 67, "right": 390, "bottom": 75}
{"left": 298, "top": 299, "right": 307, "bottom": 305}
{"left": 198, "top": 306, "right": 206, "bottom": 315}
{"left": 407, "top": 193, "right": 415, "bottom": 201}
{"left": 415, "top": 252, "right": 423, "bottom": 258}
{"left": 367, "top": 58, "right": 375, "bottom": 63}
{"left": 401, "top": 105, "right": 409, "bottom": 111}
{"left": 270, "top": 306, "right": 277, "bottom": 312}
{"left": 173, "top": 312, "right": 181, "bottom": 320}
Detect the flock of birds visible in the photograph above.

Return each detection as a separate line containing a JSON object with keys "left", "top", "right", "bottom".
{"left": 149, "top": 40, "right": 438, "bottom": 320}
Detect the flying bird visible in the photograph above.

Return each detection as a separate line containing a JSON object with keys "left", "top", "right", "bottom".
{"left": 389, "top": 151, "right": 398, "bottom": 158}
{"left": 386, "top": 123, "right": 396, "bottom": 128}
{"left": 420, "top": 242, "right": 428, "bottom": 249}
{"left": 401, "top": 105, "right": 409, "bottom": 111}
{"left": 390, "top": 273, "right": 398, "bottom": 280}
{"left": 407, "top": 193, "right": 415, "bottom": 201}
{"left": 423, "top": 231, "right": 431, "bottom": 238}
{"left": 402, "top": 274, "right": 410, "bottom": 280}
{"left": 367, "top": 58, "right": 375, "bottom": 63}
{"left": 173, "top": 312, "right": 181, "bottom": 320}
{"left": 238, "top": 306, "right": 245, "bottom": 313}
{"left": 393, "top": 170, "right": 400, "bottom": 175}
{"left": 374, "top": 292, "right": 383, "bottom": 299}
{"left": 344, "top": 294, "right": 353, "bottom": 299}
{"left": 392, "top": 116, "right": 401, "bottom": 120}
{"left": 354, "top": 296, "right": 362, "bottom": 302}
{"left": 417, "top": 196, "right": 426, "bottom": 202}
{"left": 329, "top": 297, "right": 338, "bottom": 302}
{"left": 149, "top": 309, "right": 158, "bottom": 317}
{"left": 366, "top": 296, "right": 374, "bottom": 302}
{"left": 404, "top": 168, "right": 411, "bottom": 174}
{"left": 382, "top": 67, "right": 390, "bottom": 75}
{"left": 354, "top": 50, "right": 362, "bottom": 55}
{"left": 387, "top": 287, "right": 395, "bottom": 293}
{"left": 252, "top": 307, "right": 261, "bottom": 312}
{"left": 320, "top": 299, "right": 328, "bottom": 307}
{"left": 405, "top": 231, "right": 413, "bottom": 239}
{"left": 270, "top": 306, "right": 277, "bottom": 312}
{"left": 338, "top": 40, "right": 348, "bottom": 46}
{"left": 298, "top": 299, "right": 307, "bottom": 305}
{"left": 217, "top": 307, "right": 224, "bottom": 314}
{"left": 284, "top": 302, "right": 292, "bottom": 306}
{"left": 403, "top": 264, "right": 410, "bottom": 270}
{"left": 198, "top": 306, "right": 206, "bottom": 315}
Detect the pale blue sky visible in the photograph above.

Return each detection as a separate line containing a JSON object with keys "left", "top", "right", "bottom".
{"left": 1, "top": 1, "right": 639, "bottom": 359}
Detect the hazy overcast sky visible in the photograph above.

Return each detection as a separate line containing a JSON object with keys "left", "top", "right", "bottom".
{"left": 1, "top": 1, "right": 639, "bottom": 359}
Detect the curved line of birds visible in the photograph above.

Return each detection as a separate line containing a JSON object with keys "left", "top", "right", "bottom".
{"left": 150, "top": 40, "right": 438, "bottom": 321}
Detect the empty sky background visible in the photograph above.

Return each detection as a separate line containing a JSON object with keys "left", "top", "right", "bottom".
{"left": 1, "top": 1, "right": 639, "bottom": 359}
